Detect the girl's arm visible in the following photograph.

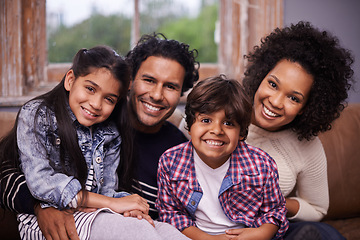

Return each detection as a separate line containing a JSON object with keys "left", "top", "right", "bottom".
{"left": 77, "top": 191, "right": 149, "bottom": 215}
{"left": 17, "top": 102, "right": 82, "bottom": 209}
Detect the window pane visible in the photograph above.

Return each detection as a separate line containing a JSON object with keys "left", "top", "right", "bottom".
{"left": 140, "top": 0, "right": 218, "bottom": 63}
{"left": 46, "top": 0, "right": 133, "bottom": 63}
{"left": 46, "top": 0, "right": 218, "bottom": 63}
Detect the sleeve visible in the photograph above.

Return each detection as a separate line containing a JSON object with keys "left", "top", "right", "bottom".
{"left": 155, "top": 153, "right": 196, "bottom": 231}
{"left": 17, "top": 104, "right": 82, "bottom": 209}
{"left": 253, "top": 157, "right": 289, "bottom": 239}
{"left": 0, "top": 162, "right": 36, "bottom": 214}
{"left": 289, "top": 137, "right": 329, "bottom": 221}
{"left": 99, "top": 132, "right": 121, "bottom": 197}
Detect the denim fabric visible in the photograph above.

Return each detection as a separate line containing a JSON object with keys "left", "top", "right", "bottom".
{"left": 17, "top": 100, "right": 125, "bottom": 209}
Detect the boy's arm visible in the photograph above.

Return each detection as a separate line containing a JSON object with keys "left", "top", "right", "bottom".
{"left": 225, "top": 223, "right": 279, "bottom": 240}
{"left": 254, "top": 156, "right": 289, "bottom": 239}
{"left": 182, "top": 226, "right": 229, "bottom": 240}
{"left": 156, "top": 153, "right": 195, "bottom": 231}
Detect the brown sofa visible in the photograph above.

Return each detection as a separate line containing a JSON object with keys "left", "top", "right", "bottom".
{"left": 0, "top": 103, "right": 360, "bottom": 239}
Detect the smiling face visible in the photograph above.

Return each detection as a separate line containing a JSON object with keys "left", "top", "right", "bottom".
{"left": 64, "top": 68, "right": 121, "bottom": 127}
{"left": 189, "top": 109, "right": 241, "bottom": 169}
{"left": 129, "top": 56, "right": 185, "bottom": 133}
{"left": 253, "top": 59, "right": 314, "bottom": 131}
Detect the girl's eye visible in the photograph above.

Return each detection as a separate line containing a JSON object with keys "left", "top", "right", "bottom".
{"left": 86, "top": 86, "right": 95, "bottom": 92}
{"left": 105, "top": 97, "right": 116, "bottom": 104}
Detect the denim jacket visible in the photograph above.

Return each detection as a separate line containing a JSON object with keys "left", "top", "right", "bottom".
{"left": 17, "top": 100, "right": 128, "bottom": 210}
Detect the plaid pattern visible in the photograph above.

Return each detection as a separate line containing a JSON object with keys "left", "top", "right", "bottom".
{"left": 156, "top": 141, "right": 288, "bottom": 239}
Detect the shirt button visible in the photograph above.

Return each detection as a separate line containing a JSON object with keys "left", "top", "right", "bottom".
{"left": 95, "top": 157, "right": 102, "bottom": 163}
{"left": 191, "top": 201, "right": 196, "bottom": 206}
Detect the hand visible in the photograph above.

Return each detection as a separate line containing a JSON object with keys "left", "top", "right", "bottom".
{"left": 108, "top": 194, "right": 149, "bottom": 214}
{"left": 285, "top": 197, "right": 300, "bottom": 217}
{"left": 34, "top": 205, "right": 79, "bottom": 240}
{"left": 226, "top": 224, "right": 278, "bottom": 240}
{"left": 123, "top": 209, "right": 155, "bottom": 227}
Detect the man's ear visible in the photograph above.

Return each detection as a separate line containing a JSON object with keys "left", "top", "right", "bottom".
{"left": 64, "top": 70, "right": 75, "bottom": 91}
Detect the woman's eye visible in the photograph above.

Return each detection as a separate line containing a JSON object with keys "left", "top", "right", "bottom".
{"left": 268, "top": 80, "right": 277, "bottom": 88}
{"left": 290, "top": 96, "right": 300, "bottom": 103}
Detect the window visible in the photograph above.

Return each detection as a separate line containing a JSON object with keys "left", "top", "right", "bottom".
{"left": 0, "top": 0, "right": 283, "bottom": 107}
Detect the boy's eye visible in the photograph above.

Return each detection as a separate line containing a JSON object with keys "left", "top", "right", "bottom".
{"left": 224, "top": 121, "right": 234, "bottom": 126}
{"left": 200, "top": 118, "right": 211, "bottom": 123}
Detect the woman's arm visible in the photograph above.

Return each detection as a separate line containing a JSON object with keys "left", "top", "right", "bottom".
{"left": 289, "top": 137, "right": 329, "bottom": 221}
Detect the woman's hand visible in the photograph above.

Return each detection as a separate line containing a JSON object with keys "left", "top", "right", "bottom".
{"left": 285, "top": 197, "right": 300, "bottom": 217}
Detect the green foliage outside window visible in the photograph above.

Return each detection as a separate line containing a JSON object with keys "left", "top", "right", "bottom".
{"left": 47, "top": 2, "right": 218, "bottom": 63}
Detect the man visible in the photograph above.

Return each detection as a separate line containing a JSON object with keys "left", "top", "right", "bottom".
{"left": 0, "top": 33, "right": 199, "bottom": 239}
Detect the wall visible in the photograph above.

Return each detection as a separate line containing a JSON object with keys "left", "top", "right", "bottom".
{"left": 284, "top": 0, "right": 360, "bottom": 103}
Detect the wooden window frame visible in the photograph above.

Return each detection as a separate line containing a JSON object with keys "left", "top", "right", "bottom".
{"left": 0, "top": 0, "right": 283, "bottom": 107}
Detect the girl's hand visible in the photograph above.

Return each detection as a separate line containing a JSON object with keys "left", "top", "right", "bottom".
{"left": 108, "top": 194, "right": 149, "bottom": 214}
{"left": 123, "top": 209, "right": 155, "bottom": 227}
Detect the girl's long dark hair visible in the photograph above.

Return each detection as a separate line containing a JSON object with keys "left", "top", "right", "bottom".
{"left": 0, "top": 45, "right": 134, "bottom": 196}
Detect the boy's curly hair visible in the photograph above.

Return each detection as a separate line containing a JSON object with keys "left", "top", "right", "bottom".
{"left": 243, "top": 21, "right": 354, "bottom": 140}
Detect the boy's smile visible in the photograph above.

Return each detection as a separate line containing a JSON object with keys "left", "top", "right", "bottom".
{"left": 189, "top": 110, "right": 241, "bottom": 169}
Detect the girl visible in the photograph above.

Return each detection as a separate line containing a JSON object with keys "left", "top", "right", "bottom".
{"left": 0, "top": 46, "right": 189, "bottom": 240}
{"left": 241, "top": 21, "right": 354, "bottom": 239}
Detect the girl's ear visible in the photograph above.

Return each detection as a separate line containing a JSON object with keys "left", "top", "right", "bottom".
{"left": 64, "top": 70, "right": 75, "bottom": 91}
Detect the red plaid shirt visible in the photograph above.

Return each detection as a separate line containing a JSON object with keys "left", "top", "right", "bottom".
{"left": 156, "top": 141, "right": 288, "bottom": 239}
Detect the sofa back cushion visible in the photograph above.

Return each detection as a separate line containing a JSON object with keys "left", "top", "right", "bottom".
{"left": 319, "top": 103, "right": 360, "bottom": 220}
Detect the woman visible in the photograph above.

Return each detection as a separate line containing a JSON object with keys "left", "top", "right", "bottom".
{"left": 243, "top": 21, "right": 354, "bottom": 239}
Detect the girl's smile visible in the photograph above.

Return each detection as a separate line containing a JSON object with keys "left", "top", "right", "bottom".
{"left": 64, "top": 68, "right": 121, "bottom": 127}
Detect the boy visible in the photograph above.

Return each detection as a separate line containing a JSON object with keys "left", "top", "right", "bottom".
{"left": 156, "top": 75, "right": 288, "bottom": 239}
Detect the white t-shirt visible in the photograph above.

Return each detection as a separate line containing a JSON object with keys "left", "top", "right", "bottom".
{"left": 193, "top": 150, "right": 244, "bottom": 235}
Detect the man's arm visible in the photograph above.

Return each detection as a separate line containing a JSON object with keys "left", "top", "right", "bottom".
{"left": 1, "top": 162, "right": 79, "bottom": 240}
{"left": 0, "top": 161, "right": 35, "bottom": 214}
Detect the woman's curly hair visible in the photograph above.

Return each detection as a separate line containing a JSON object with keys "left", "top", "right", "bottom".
{"left": 243, "top": 21, "right": 354, "bottom": 140}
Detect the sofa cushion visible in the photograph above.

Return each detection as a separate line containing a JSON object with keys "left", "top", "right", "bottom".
{"left": 319, "top": 103, "right": 360, "bottom": 220}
